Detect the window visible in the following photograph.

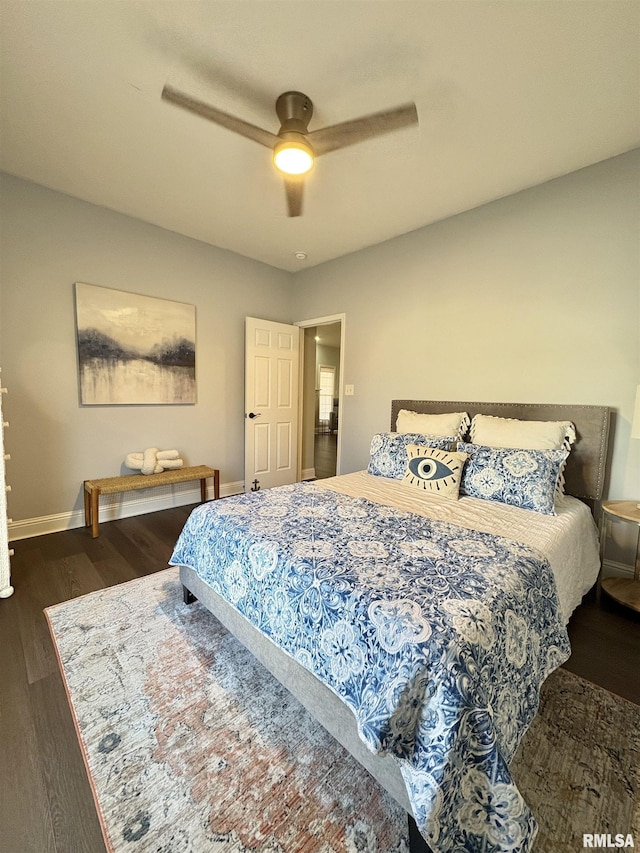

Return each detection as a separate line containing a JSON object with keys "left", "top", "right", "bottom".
{"left": 318, "top": 366, "right": 335, "bottom": 423}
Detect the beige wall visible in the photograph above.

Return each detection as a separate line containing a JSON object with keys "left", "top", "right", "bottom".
{"left": 0, "top": 173, "right": 293, "bottom": 528}
{"left": 2, "top": 150, "right": 638, "bottom": 548}
{"left": 292, "top": 150, "right": 640, "bottom": 504}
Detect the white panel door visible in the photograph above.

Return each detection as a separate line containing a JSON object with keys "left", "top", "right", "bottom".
{"left": 245, "top": 317, "right": 300, "bottom": 492}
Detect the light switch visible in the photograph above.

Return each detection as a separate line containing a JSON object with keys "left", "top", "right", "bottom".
{"left": 344, "top": 384, "right": 354, "bottom": 396}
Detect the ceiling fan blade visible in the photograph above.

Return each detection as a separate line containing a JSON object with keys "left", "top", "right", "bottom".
{"left": 309, "top": 102, "right": 418, "bottom": 156}
{"left": 284, "top": 176, "right": 305, "bottom": 217}
{"left": 162, "top": 85, "right": 279, "bottom": 149}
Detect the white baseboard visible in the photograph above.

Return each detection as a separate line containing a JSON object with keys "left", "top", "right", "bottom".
{"left": 602, "top": 558, "right": 635, "bottom": 578}
{"left": 301, "top": 467, "right": 316, "bottom": 481}
{"left": 8, "top": 479, "right": 244, "bottom": 541}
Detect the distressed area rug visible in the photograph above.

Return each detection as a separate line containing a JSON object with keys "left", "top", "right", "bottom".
{"left": 46, "top": 568, "right": 639, "bottom": 853}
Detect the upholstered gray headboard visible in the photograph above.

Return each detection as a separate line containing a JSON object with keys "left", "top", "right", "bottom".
{"left": 391, "top": 400, "right": 611, "bottom": 501}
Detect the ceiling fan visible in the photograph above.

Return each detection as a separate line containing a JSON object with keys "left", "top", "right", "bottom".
{"left": 161, "top": 85, "right": 418, "bottom": 217}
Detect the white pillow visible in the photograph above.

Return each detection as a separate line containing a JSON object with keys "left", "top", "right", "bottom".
{"left": 396, "top": 409, "right": 470, "bottom": 439}
{"left": 469, "top": 414, "right": 576, "bottom": 451}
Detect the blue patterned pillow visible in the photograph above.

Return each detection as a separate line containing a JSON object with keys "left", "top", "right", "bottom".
{"left": 458, "top": 442, "right": 569, "bottom": 515}
{"left": 368, "top": 432, "right": 456, "bottom": 479}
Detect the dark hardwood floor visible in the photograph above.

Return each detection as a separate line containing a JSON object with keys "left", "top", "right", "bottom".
{"left": 565, "top": 582, "right": 640, "bottom": 700}
{"left": 1, "top": 506, "right": 194, "bottom": 853}
{"left": 314, "top": 432, "right": 337, "bottom": 479}
{"left": 2, "top": 505, "right": 639, "bottom": 853}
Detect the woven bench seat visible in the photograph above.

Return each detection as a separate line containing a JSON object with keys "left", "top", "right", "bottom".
{"left": 84, "top": 465, "right": 219, "bottom": 538}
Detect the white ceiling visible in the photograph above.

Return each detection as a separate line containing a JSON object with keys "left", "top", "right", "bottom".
{"left": 1, "top": 1, "right": 638, "bottom": 272}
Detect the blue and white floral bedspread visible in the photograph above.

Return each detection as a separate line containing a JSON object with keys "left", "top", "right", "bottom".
{"left": 170, "top": 482, "right": 570, "bottom": 853}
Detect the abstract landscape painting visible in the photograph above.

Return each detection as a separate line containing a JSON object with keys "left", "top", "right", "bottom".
{"left": 75, "top": 283, "right": 196, "bottom": 405}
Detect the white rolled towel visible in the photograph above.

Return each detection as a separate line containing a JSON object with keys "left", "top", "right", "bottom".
{"left": 156, "top": 450, "right": 180, "bottom": 461}
{"left": 124, "top": 448, "right": 184, "bottom": 474}
{"left": 159, "top": 458, "right": 184, "bottom": 469}
{"left": 124, "top": 452, "right": 144, "bottom": 470}
{"left": 142, "top": 447, "right": 160, "bottom": 475}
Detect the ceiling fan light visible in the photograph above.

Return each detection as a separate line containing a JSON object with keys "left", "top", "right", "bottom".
{"left": 273, "top": 137, "right": 314, "bottom": 175}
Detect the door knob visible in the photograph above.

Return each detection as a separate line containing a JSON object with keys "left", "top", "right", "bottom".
{"left": 247, "top": 412, "right": 261, "bottom": 419}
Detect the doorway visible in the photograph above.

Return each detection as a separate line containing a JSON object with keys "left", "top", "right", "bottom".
{"left": 296, "top": 314, "right": 345, "bottom": 481}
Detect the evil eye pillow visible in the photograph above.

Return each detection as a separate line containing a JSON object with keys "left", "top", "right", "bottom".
{"left": 368, "top": 432, "right": 456, "bottom": 480}
{"left": 458, "top": 442, "right": 569, "bottom": 515}
{"left": 402, "top": 445, "right": 469, "bottom": 499}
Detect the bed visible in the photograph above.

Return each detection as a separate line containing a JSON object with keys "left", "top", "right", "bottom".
{"left": 170, "top": 399, "right": 610, "bottom": 853}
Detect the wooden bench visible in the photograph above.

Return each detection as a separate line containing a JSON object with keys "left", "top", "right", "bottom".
{"left": 84, "top": 465, "right": 220, "bottom": 538}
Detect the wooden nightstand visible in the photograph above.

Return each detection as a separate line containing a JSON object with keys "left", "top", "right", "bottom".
{"left": 599, "top": 500, "right": 640, "bottom": 613}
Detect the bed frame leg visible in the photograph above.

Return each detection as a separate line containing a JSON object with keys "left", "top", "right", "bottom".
{"left": 182, "top": 585, "right": 197, "bottom": 605}
{"left": 408, "top": 814, "right": 432, "bottom": 853}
